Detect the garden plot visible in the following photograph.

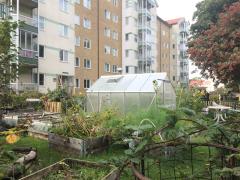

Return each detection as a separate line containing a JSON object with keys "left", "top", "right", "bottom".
{"left": 20, "top": 158, "right": 118, "bottom": 180}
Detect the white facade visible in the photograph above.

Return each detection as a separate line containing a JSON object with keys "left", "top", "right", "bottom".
{"left": 122, "top": 0, "right": 158, "bottom": 74}
{"left": 0, "top": 0, "right": 39, "bottom": 92}
{"left": 169, "top": 18, "right": 190, "bottom": 87}
{"left": 38, "top": 0, "right": 75, "bottom": 93}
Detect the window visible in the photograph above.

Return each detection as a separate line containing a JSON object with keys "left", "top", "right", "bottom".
{"left": 84, "top": 79, "right": 91, "bottom": 89}
{"left": 75, "top": 57, "right": 80, "bottom": 67}
{"left": 19, "top": 30, "right": 38, "bottom": 55}
{"left": 125, "top": 34, "right": 129, "bottom": 41}
{"left": 75, "top": 0, "right": 80, "bottom": 4}
{"left": 75, "top": 79, "right": 80, "bottom": 88}
{"left": 112, "top": 15, "right": 118, "bottom": 23}
{"left": 83, "top": 0, "right": 91, "bottom": 9}
{"left": 39, "top": 74, "right": 44, "bottom": 85}
{"left": 112, "top": 0, "right": 118, "bottom": 6}
{"left": 125, "top": 50, "right": 129, "bottom": 57}
{"left": 112, "top": 48, "right": 118, "bottom": 57}
{"left": 134, "top": 35, "right": 138, "bottom": 42}
{"left": 104, "top": 10, "right": 111, "bottom": 20}
{"left": 84, "top": 59, "right": 91, "bottom": 69}
{"left": 125, "top": 17, "right": 129, "bottom": 25}
{"left": 112, "top": 31, "right": 118, "bottom": 40}
{"left": 112, "top": 65, "right": 117, "bottom": 73}
{"left": 75, "top": 36, "right": 80, "bottom": 46}
{"left": 173, "top": 76, "right": 176, "bottom": 81}
{"left": 83, "top": 18, "right": 91, "bottom": 29}
{"left": 39, "top": 16, "right": 45, "bottom": 31}
{"left": 104, "top": 63, "right": 110, "bottom": 72}
{"left": 83, "top": 39, "right": 91, "bottom": 49}
{"left": 59, "top": 0, "right": 68, "bottom": 12}
{"left": 59, "top": 50, "right": 68, "bottom": 62}
{"left": 173, "top": 44, "right": 175, "bottom": 49}
{"left": 173, "top": 55, "right": 176, "bottom": 59}
{"left": 104, "top": 45, "right": 111, "bottom": 54}
{"left": 104, "top": 27, "right": 111, "bottom": 37}
{"left": 59, "top": 24, "right": 68, "bottom": 37}
{"left": 162, "top": 30, "right": 166, "bottom": 36}
{"left": 126, "top": 66, "right": 129, "bottom": 73}
{"left": 39, "top": 45, "right": 44, "bottom": 58}
{"left": 74, "top": 15, "right": 80, "bottom": 25}
{"left": 126, "top": 0, "right": 131, "bottom": 8}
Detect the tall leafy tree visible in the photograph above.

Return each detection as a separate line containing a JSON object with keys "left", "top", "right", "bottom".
{"left": 0, "top": 19, "right": 18, "bottom": 107}
{"left": 188, "top": 1, "right": 240, "bottom": 89}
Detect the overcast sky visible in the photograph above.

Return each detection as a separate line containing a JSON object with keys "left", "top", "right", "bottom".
{"left": 157, "top": 0, "right": 203, "bottom": 22}
{"left": 157, "top": 0, "right": 204, "bottom": 79}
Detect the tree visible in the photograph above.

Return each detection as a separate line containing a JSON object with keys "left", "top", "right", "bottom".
{"left": 0, "top": 19, "right": 18, "bottom": 107}
{"left": 188, "top": 1, "right": 240, "bottom": 89}
{"left": 191, "top": 0, "right": 238, "bottom": 38}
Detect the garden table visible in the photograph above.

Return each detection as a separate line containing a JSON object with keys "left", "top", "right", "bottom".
{"left": 207, "top": 105, "right": 231, "bottom": 123}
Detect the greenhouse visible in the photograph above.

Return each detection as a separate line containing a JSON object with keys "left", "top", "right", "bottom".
{"left": 86, "top": 73, "right": 176, "bottom": 113}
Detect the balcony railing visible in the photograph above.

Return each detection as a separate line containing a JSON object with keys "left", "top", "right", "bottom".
{"left": 20, "top": 49, "right": 38, "bottom": 59}
{"left": 11, "top": 14, "right": 38, "bottom": 28}
{"left": 10, "top": 83, "right": 38, "bottom": 92}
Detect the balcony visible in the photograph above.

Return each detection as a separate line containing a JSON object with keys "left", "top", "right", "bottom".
{"left": 19, "top": 49, "right": 38, "bottom": 66}
{"left": 11, "top": 14, "right": 38, "bottom": 28}
{"left": 10, "top": 83, "right": 38, "bottom": 92}
{"left": 20, "top": 14, "right": 38, "bottom": 28}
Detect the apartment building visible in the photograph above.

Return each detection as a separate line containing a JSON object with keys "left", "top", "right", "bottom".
{"left": 156, "top": 17, "right": 170, "bottom": 76}
{"left": 38, "top": 0, "right": 75, "bottom": 93}
{"left": 74, "top": 0, "right": 122, "bottom": 93}
{"left": 156, "top": 17, "right": 179, "bottom": 86}
{"left": 0, "top": 0, "right": 38, "bottom": 92}
{"left": 167, "top": 17, "right": 190, "bottom": 87}
{"left": 122, "top": 0, "right": 158, "bottom": 74}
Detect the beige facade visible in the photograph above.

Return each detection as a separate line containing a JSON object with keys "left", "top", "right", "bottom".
{"left": 156, "top": 17, "right": 181, "bottom": 87}
{"left": 74, "top": 0, "right": 122, "bottom": 94}
{"left": 38, "top": 0, "right": 75, "bottom": 93}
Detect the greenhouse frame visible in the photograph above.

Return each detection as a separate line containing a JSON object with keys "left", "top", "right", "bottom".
{"left": 86, "top": 73, "right": 176, "bottom": 113}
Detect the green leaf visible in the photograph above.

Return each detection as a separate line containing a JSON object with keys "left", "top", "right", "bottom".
{"left": 124, "top": 149, "right": 134, "bottom": 156}
{"left": 134, "top": 139, "right": 148, "bottom": 153}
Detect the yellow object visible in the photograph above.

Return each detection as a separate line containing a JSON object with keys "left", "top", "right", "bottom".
{"left": 6, "top": 134, "right": 20, "bottom": 144}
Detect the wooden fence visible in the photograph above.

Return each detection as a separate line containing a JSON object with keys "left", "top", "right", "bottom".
{"left": 44, "top": 102, "right": 62, "bottom": 113}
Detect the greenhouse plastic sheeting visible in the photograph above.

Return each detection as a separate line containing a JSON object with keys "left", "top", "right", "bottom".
{"left": 87, "top": 73, "right": 176, "bottom": 113}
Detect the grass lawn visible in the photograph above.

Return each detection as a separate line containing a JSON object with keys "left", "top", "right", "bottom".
{"left": 0, "top": 135, "right": 131, "bottom": 179}
{"left": 0, "top": 135, "right": 219, "bottom": 179}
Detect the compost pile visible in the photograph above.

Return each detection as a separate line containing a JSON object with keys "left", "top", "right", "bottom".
{"left": 51, "top": 107, "right": 120, "bottom": 138}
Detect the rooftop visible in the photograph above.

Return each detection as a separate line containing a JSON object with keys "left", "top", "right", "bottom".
{"left": 166, "top": 17, "right": 184, "bottom": 25}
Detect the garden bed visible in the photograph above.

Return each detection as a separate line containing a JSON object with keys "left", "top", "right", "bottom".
{"left": 20, "top": 158, "right": 118, "bottom": 180}
{"left": 28, "top": 128, "right": 49, "bottom": 140}
{"left": 48, "top": 133, "right": 111, "bottom": 156}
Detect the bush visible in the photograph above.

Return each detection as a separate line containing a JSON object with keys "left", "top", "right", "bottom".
{"left": 176, "top": 87, "right": 204, "bottom": 112}
{"left": 0, "top": 91, "right": 43, "bottom": 110}
{"left": 46, "top": 87, "right": 69, "bottom": 102}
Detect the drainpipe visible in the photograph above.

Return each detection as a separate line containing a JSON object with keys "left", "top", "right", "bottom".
{"left": 97, "top": 0, "right": 100, "bottom": 78}
{"left": 15, "top": 0, "right": 19, "bottom": 94}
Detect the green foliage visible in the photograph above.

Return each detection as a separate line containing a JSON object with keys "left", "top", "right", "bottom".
{"left": 0, "top": 19, "right": 18, "bottom": 107}
{"left": 191, "top": 0, "right": 238, "bottom": 37}
{"left": 176, "top": 87, "right": 204, "bottom": 112}
{"left": 189, "top": 0, "right": 240, "bottom": 87}
{"left": 44, "top": 163, "right": 110, "bottom": 180}
{"left": 0, "top": 91, "right": 43, "bottom": 110}
{"left": 46, "top": 87, "right": 69, "bottom": 102}
{"left": 51, "top": 107, "right": 120, "bottom": 138}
